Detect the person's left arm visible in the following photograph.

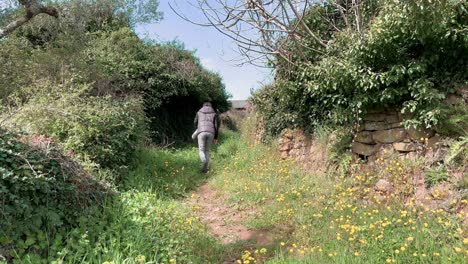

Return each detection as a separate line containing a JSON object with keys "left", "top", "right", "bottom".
{"left": 194, "top": 112, "right": 199, "bottom": 128}
{"left": 214, "top": 113, "right": 221, "bottom": 143}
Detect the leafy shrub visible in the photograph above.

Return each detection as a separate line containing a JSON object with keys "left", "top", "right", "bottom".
{"left": 252, "top": 0, "right": 467, "bottom": 137}
{"left": 89, "top": 28, "right": 230, "bottom": 142}
{"left": 1, "top": 0, "right": 229, "bottom": 147}
{"left": 327, "top": 129, "right": 353, "bottom": 175}
{"left": 8, "top": 90, "right": 147, "bottom": 169}
{"left": 425, "top": 165, "right": 449, "bottom": 188}
{"left": 1, "top": 25, "right": 230, "bottom": 145}
{"left": 446, "top": 136, "right": 468, "bottom": 166}
{"left": 0, "top": 128, "right": 107, "bottom": 258}
{"left": 436, "top": 105, "right": 468, "bottom": 137}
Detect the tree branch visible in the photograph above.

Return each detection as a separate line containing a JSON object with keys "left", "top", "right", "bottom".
{"left": 0, "top": 0, "right": 58, "bottom": 39}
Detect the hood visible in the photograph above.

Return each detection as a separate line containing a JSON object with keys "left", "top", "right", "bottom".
{"left": 199, "top": 105, "right": 215, "bottom": 114}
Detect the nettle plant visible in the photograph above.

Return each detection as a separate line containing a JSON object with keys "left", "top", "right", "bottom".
{"left": 252, "top": 0, "right": 467, "bottom": 137}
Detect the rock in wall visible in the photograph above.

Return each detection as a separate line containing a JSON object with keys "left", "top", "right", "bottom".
{"left": 351, "top": 110, "right": 445, "bottom": 161}
{"left": 350, "top": 88, "right": 467, "bottom": 160}
{"left": 277, "top": 129, "right": 329, "bottom": 173}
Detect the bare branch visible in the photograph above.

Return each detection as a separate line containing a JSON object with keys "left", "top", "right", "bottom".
{"left": 173, "top": 0, "right": 369, "bottom": 68}
{"left": 352, "top": 0, "right": 362, "bottom": 33}
{"left": 286, "top": 0, "right": 326, "bottom": 48}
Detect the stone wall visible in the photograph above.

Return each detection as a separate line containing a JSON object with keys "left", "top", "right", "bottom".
{"left": 351, "top": 84, "right": 467, "bottom": 160}
{"left": 351, "top": 111, "right": 442, "bottom": 160}
{"left": 272, "top": 88, "right": 466, "bottom": 165}
{"left": 278, "top": 129, "right": 329, "bottom": 173}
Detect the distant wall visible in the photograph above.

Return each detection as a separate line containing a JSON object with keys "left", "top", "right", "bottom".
{"left": 277, "top": 129, "right": 329, "bottom": 174}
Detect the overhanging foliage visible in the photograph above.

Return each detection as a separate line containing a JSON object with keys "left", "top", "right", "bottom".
{"left": 252, "top": 0, "right": 468, "bottom": 137}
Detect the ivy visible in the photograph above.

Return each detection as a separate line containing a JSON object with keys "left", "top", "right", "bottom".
{"left": 0, "top": 129, "right": 107, "bottom": 257}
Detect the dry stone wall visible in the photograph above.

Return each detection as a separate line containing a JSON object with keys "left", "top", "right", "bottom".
{"left": 272, "top": 88, "right": 466, "bottom": 164}
{"left": 351, "top": 88, "right": 467, "bottom": 160}
{"left": 278, "top": 129, "right": 329, "bottom": 173}
{"left": 351, "top": 111, "right": 441, "bottom": 160}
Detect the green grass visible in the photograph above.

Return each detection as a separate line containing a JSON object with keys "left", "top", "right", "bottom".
{"left": 9, "top": 129, "right": 467, "bottom": 264}
{"left": 13, "top": 141, "right": 227, "bottom": 264}
{"left": 208, "top": 130, "right": 467, "bottom": 264}
{"left": 124, "top": 145, "right": 210, "bottom": 198}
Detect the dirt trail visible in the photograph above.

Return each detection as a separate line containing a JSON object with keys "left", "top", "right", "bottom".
{"left": 186, "top": 184, "right": 273, "bottom": 262}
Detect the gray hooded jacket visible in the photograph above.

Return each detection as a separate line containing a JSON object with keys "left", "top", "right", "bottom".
{"left": 194, "top": 103, "right": 220, "bottom": 139}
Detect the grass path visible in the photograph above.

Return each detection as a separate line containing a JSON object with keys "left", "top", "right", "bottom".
{"left": 186, "top": 184, "right": 273, "bottom": 247}
{"left": 189, "top": 130, "right": 467, "bottom": 263}
{"left": 24, "top": 129, "right": 464, "bottom": 263}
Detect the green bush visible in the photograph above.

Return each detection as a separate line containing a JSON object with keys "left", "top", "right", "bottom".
{"left": 0, "top": 128, "right": 107, "bottom": 258}
{"left": 425, "top": 165, "right": 450, "bottom": 188}
{"left": 252, "top": 0, "right": 467, "bottom": 137}
{"left": 436, "top": 105, "right": 468, "bottom": 137}
{"left": 1, "top": 0, "right": 229, "bottom": 147}
{"left": 89, "top": 28, "right": 230, "bottom": 142}
{"left": 446, "top": 136, "right": 468, "bottom": 166}
{"left": 8, "top": 90, "right": 147, "bottom": 169}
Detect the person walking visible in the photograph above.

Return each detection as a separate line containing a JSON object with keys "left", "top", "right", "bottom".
{"left": 194, "top": 102, "right": 220, "bottom": 173}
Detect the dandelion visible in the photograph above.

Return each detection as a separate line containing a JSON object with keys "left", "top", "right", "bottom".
{"left": 135, "top": 255, "right": 146, "bottom": 263}
{"left": 395, "top": 249, "right": 400, "bottom": 254}
{"left": 354, "top": 252, "right": 360, "bottom": 256}
{"left": 406, "top": 236, "right": 414, "bottom": 242}
{"left": 454, "top": 247, "right": 462, "bottom": 253}
{"left": 169, "top": 259, "right": 176, "bottom": 263}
